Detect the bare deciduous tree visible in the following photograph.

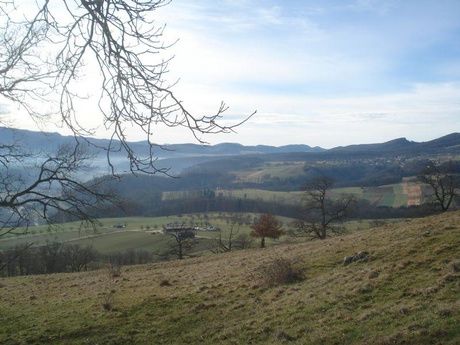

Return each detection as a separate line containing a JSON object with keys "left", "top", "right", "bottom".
{"left": 211, "top": 214, "right": 243, "bottom": 253}
{"left": 418, "top": 160, "right": 459, "bottom": 212}
{"left": 0, "top": 242, "right": 34, "bottom": 274}
{"left": 0, "top": 144, "right": 113, "bottom": 236}
{"left": 163, "top": 227, "right": 196, "bottom": 260}
{"left": 233, "top": 233, "right": 253, "bottom": 249}
{"left": 0, "top": 1, "right": 253, "bottom": 235}
{"left": 296, "top": 176, "right": 355, "bottom": 240}
{"left": 64, "top": 244, "right": 97, "bottom": 272}
{"left": 0, "top": 0, "right": 254, "bottom": 174}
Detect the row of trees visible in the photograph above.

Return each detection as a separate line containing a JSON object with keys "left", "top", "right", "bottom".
{"left": 1, "top": 242, "right": 97, "bottom": 276}
{"left": 0, "top": 242, "right": 154, "bottom": 277}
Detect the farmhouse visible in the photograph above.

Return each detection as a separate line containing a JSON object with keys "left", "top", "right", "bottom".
{"left": 162, "top": 223, "right": 196, "bottom": 238}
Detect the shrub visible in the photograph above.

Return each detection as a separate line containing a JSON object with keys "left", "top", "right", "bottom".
{"left": 256, "top": 258, "right": 304, "bottom": 287}
{"left": 108, "top": 263, "right": 122, "bottom": 278}
{"left": 449, "top": 260, "right": 460, "bottom": 273}
{"left": 101, "top": 291, "right": 115, "bottom": 311}
{"left": 159, "top": 279, "right": 171, "bottom": 287}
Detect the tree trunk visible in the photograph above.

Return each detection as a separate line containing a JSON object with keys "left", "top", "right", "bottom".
{"left": 178, "top": 242, "right": 183, "bottom": 260}
{"left": 320, "top": 226, "right": 327, "bottom": 240}
{"left": 260, "top": 237, "right": 265, "bottom": 248}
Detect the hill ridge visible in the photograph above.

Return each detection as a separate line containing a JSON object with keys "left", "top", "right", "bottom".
{"left": 2, "top": 126, "right": 459, "bottom": 155}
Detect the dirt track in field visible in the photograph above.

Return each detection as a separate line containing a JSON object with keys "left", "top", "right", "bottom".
{"left": 402, "top": 181, "right": 422, "bottom": 206}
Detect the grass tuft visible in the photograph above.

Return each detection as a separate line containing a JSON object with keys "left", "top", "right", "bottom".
{"left": 256, "top": 257, "right": 304, "bottom": 287}
{"left": 159, "top": 279, "right": 171, "bottom": 287}
{"left": 101, "top": 291, "right": 115, "bottom": 311}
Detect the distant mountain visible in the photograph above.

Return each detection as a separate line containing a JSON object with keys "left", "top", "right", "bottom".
{"left": 1, "top": 126, "right": 459, "bottom": 178}
{"left": 0, "top": 126, "right": 325, "bottom": 157}
{"left": 2, "top": 126, "right": 459, "bottom": 159}
{"left": 330, "top": 137, "right": 416, "bottom": 153}
{"left": 418, "top": 133, "right": 460, "bottom": 150}
{"left": 0, "top": 127, "right": 74, "bottom": 151}
{"left": 0, "top": 127, "right": 326, "bottom": 175}
{"left": 329, "top": 133, "right": 460, "bottom": 154}
{"left": 185, "top": 133, "right": 460, "bottom": 178}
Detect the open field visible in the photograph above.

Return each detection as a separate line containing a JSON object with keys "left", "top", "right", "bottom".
{"left": 1, "top": 211, "right": 459, "bottom": 344}
{"left": 163, "top": 182, "right": 417, "bottom": 208}
{"left": 329, "top": 184, "right": 409, "bottom": 207}
{"left": 0, "top": 213, "right": 296, "bottom": 254}
{"left": 214, "top": 189, "right": 305, "bottom": 205}
{"left": 0, "top": 213, "right": 402, "bottom": 257}
{"left": 233, "top": 161, "right": 306, "bottom": 183}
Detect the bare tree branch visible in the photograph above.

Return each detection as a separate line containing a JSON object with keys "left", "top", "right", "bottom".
{"left": 0, "top": 1, "right": 253, "bottom": 237}
{"left": 296, "top": 176, "right": 355, "bottom": 240}
{"left": 0, "top": 0, "right": 255, "bottom": 175}
{"left": 418, "top": 160, "right": 459, "bottom": 212}
{"left": 0, "top": 143, "right": 115, "bottom": 237}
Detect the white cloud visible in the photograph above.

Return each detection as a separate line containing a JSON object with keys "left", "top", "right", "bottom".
{"left": 2, "top": 0, "right": 460, "bottom": 149}
{"left": 159, "top": 81, "right": 460, "bottom": 147}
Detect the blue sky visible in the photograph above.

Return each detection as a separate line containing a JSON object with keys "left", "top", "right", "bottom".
{"left": 6, "top": 0, "right": 460, "bottom": 147}
{"left": 149, "top": 0, "right": 460, "bottom": 147}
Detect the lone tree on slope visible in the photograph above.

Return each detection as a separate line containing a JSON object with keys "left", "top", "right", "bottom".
{"left": 296, "top": 175, "right": 355, "bottom": 240}
{"left": 251, "top": 213, "right": 284, "bottom": 248}
{"left": 418, "top": 160, "right": 459, "bottom": 212}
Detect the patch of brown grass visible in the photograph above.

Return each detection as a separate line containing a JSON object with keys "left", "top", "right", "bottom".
{"left": 255, "top": 257, "right": 304, "bottom": 287}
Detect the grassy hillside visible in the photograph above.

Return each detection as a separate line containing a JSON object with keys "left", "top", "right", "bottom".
{"left": 1, "top": 212, "right": 459, "bottom": 344}
{"left": 233, "top": 161, "right": 306, "bottom": 182}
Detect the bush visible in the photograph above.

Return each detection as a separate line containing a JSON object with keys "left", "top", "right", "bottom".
{"left": 449, "top": 260, "right": 460, "bottom": 273}
{"left": 256, "top": 257, "right": 304, "bottom": 287}
{"left": 107, "top": 263, "right": 122, "bottom": 278}
{"left": 159, "top": 279, "right": 171, "bottom": 287}
{"left": 101, "top": 290, "right": 115, "bottom": 311}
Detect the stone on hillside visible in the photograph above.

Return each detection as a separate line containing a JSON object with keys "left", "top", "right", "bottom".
{"left": 449, "top": 260, "right": 460, "bottom": 273}
{"left": 343, "top": 251, "right": 370, "bottom": 265}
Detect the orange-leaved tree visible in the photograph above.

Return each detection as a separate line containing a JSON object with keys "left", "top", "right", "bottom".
{"left": 251, "top": 214, "right": 284, "bottom": 248}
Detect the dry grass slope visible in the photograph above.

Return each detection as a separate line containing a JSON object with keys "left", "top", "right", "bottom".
{"left": 1, "top": 212, "right": 459, "bottom": 344}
